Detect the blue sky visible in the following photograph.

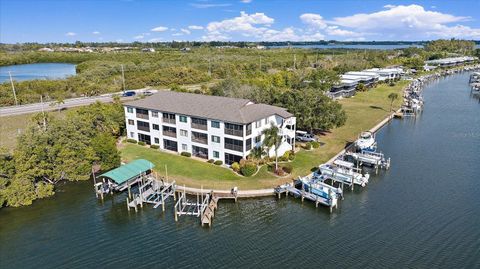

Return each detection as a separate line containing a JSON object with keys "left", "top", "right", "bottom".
{"left": 1, "top": 0, "right": 479, "bottom": 43}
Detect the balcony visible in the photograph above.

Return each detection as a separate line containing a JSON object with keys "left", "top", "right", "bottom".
{"left": 163, "top": 130, "right": 177, "bottom": 138}
{"left": 163, "top": 118, "right": 176, "bottom": 124}
{"left": 191, "top": 132, "right": 208, "bottom": 145}
{"left": 225, "top": 143, "right": 243, "bottom": 152}
{"left": 225, "top": 129, "right": 243, "bottom": 137}
{"left": 136, "top": 113, "right": 149, "bottom": 120}
{"left": 191, "top": 122, "right": 208, "bottom": 131}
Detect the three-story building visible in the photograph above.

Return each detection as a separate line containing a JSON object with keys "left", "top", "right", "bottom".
{"left": 124, "top": 91, "right": 296, "bottom": 165}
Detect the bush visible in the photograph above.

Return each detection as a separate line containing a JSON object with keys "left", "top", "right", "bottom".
{"left": 311, "top": 141, "right": 320, "bottom": 148}
{"left": 303, "top": 142, "right": 312, "bottom": 150}
{"left": 282, "top": 163, "right": 293, "bottom": 174}
{"left": 288, "top": 151, "right": 296, "bottom": 161}
{"left": 150, "top": 144, "right": 160, "bottom": 149}
{"left": 207, "top": 159, "right": 214, "bottom": 163}
{"left": 231, "top": 162, "right": 240, "bottom": 172}
{"left": 279, "top": 151, "right": 290, "bottom": 162}
{"left": 275, "top": 168, "right": 285, "bottom": 176}
{"left": 214, "top": 160, "right": 223, "bottom": 165}
{"left": 126, "top": 138, "right": 137, "bottom": 144}
{"left": 138, "top": 141, "right": 146, "bottom": 146}
{"left": 240, "top": 162, "right": 257, "bottom": 177}
{"left": 181, "top": 152, "right": 191, "bottom": 157}
{"left": 267, "top": 163, "right": 274, "bottom": 172}
{"left": 389, "top": 81, "right": 396, "bottom": 87}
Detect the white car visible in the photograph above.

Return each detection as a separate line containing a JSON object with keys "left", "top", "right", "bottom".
{"left": 295, "top": 131, "right": 317, "bottom": 142}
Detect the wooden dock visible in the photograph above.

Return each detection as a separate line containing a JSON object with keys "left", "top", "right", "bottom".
{"left": 275, "top": 184, "right": 337, "bottom": 213}
{"left": 126, "top": 178, "right": 176, "bottom": 212}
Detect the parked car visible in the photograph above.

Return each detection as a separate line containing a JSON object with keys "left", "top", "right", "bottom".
{"left": 142, "top": 91, "right": 153, "bottom": 96}
{"left": 122, "top": 91, "right": 136, "bottom": 97}
{"left": 295, "top": 131, "right": 317, "bottom": 142}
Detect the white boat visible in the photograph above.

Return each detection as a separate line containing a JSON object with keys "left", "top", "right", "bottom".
{"left": 299, "top": 177, "right": 341, "bottom": 207}
{"left": 355, "top": 131, "right": 377, "bottom": 152}
{"left": 319, "top": 160, "right": 369, "bottom": 187}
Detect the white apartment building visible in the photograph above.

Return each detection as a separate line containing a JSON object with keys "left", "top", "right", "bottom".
{"left": 124, "top": 91, "right": 296, "bottom": 165}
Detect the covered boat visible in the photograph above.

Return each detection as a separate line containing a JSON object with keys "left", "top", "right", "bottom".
{"left": 355, "top": 131, "right": 377, "bottom": 152}
{"left": 319, "top": 160, "right": 369, "bottom": 187}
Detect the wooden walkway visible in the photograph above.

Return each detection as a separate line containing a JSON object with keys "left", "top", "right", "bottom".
{"left": 127, "top": 179, "right": 176, "bottom": 212}
{"left": 275, "top": 184, "right": 337, "bottom": 213}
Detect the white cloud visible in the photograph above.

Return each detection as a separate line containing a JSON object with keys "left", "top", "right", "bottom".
{"left": 134, "top": 35, "right": 144, "bottom": 40}
{"left": 149, "top": 38, "right": 163, "bottom": 42}
{"left": 190, "top": 3, "right": 231, "bottom": 8}
{"left": 300, "top": 13, "right": 327, "bottom": 29}
{"left": 65, "top": 32, "right": 76, "bottom": 37}
{"left": 241, "top": 0, "right": 252, "bottom": 3}
{"left": 181, "top": 28, "right": 191, "bottom": 35}
{"left": 205, "top": 11, "right": 274, "bottom": 39}
{"left": 151, "top": 26, "right": 168, "bottom": 32}
{"left": 92, "top": 31, "right": 101, "bottom": 35}
{"left": 116, "top": 39, "right": 124, "bottom": 42}
{"left": 188, "top": 25, "right": 204, "bottom": 30}
{"left": 172, "top": 33, "right": 183, "bottom": 36}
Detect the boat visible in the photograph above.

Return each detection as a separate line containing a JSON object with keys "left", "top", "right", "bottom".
{"left": 319, "top": 160, "right": 369, "bottom": 187}
{"left": 355, "top": 131, "right": 377, "bottom": 152}
{"left": 299, "top": 177, "right": 342, "bottom": 207}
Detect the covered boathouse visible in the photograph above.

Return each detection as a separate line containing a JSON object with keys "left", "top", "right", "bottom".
{"left": 94, "top": 159, "right": 155, "bottom": 198}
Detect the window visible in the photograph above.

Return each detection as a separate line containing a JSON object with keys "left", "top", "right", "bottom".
{"left": 152, "top": 124, "right": 159, "bottom": 130}
{"left": 162, "top": 113, "right": 176, "bottom": 124}
{"left": 246, "top": 123, "right": 252, "bottom": 136}
{"left": 180, "top": 129, "right": 188, "bottom": 137}
{"left": 224, "top": 123, "right": 243, "bottom": 137}
{"left": 255, "top": 135, "right": 262, "bottom": 143}
{"left": 192, "top": 146, "right": 209, "bottom": 159}
{"left": 130, "top": 132, "right": 135, "bottom": 138}
{"left": 138, "top": 133, "right": 151, "bottom": 145}
{"left": 182, "top": 144, "right": 188, "bottom": 151}
{"left": 246, "top": 138, "right": 252, "bottom": 151}
{"left": 192, "top": 131, "right": 208, "bottom": 144}
{"left": 152, "top": 111, "right": 159, "bottom": 118}
{"left": 127, "top": 107, "right": 134, "bottom": 113}
{"left": 255, "top": 120, "right": 262, "bottom": 128}
{"left": 211, "top": 135, "right": 220, "bottom": 143}
{"left": 213, "top": 151, "right": 219, "bottom": 158}
{"left": 154, "top": 137, "right": 159, "bottom": 144}
{"left": 137, "top": 120, "right": 150, "bottom": 132}
{"left": 225, "top": 153, "right": 242, "bottom": 165}
{"left": 128, "top": 119, "right": 134, "bottom": 125}
{"left": 211, "top": 121, "right": 220, "bottom": 128}
{"left": 191, "top": 117, "right": 208, "bottom": 130}
{"left": 162, "top": 126, "right": 177, "bottom": 138}
{"left": 179, "top": 115, "right": 187, "bottom": 123}
{"left": 136, "top": 108, "right": 149, "bottom": 120}
{"left": 264, "top": 118, "right": 269, "bottom": 125}
{"left": 163, "top": 139, "right": 178, "bottom": 152}
{"left": 225, "top": 138, "right": 243, "bottom": 152}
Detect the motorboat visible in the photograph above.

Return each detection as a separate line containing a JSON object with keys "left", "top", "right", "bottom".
{"left": 319, "top": 160, "right": 369, "bottom": 187}
{"left": 299, "top": 177, "right": 342, "bottom": 208}
{"left": 355, "top": 131, "right": 377, "bottom": 152}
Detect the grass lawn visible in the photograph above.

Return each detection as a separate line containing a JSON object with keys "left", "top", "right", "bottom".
{"left": 121, "top": 81, "right": 408, "bottom": 190}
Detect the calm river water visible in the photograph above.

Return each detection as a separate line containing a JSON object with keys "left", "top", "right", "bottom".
{"left": 0, "top": 63, "right": 76, "bottom": 83}
{"left": 0, "top": 72, "right": 479, "bottom": 268}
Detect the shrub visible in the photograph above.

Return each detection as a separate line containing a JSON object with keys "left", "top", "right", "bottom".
{"left": 389, "top": 81, "right": 396, "bottom": 87}
{"left": 267, "top": 163, "right": 274, "bottom": 172}
{"left": 282, "top": 163, "right": 293, "bottom": 174}
{"left": 311, "top": 141, "right": 320, "bottom": 148}
{"left": 181, "top": 152, "right": 191, "bottom": 157}
{"left": 288, "top": 151, "right": 296, "bottom": 161}
{"left": 150, "top": 144, "right": 160, "bottom": 149}
{"left": 303, "top": 142, "right": 312, "bottom": 150}
{"left": 214, "top": 160, "right": 223, "bottom": 165}
{"left": 126, "top": 138, "right": 137, "bottom": 144}
{"left": 207, "top": 159, "right": 215, "bottom": 163}
{"left": 275, "top": 168, "right": 285, "bottom": 176}
{"left": 138, "top": 141, "right": 146, "bottom": 146}
{"left": 231, "top": 162, "right": 240, "bottom": 172}
{"left": 240, "top": 162, "right": 257, "bottom": 177}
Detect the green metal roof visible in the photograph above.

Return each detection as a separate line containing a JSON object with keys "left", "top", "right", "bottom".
{"left": 99, "top": 159, "right": 154, "bottom": 185}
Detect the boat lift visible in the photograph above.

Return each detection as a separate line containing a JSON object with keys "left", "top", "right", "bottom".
{"left": 344, "top": 150, "right": 390, "bottom": 173}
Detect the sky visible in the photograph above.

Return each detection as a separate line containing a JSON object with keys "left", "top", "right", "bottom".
{"left": 1, "top": 0, "right": 480, "bottom": 43}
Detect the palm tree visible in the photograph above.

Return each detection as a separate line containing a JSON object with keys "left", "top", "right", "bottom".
{"left": 248, "top": 146, "right": 265, "bottom": 160}
{"left": 388, "top": 92, "right": 399, "bottom": 112}
{"left": 262, "top": 124, "right": 282, "bottom": 171}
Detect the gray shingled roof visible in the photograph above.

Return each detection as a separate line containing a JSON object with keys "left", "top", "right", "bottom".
{"left": 125, "top": 91, "right": 293, "bottom": 124}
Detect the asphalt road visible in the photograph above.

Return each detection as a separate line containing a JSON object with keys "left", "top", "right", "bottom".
{"left": 0, "top": 94, "right": 120, "bottom": 117}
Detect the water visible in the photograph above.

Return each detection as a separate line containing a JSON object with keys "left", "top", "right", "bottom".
{"left": 1, "top": 73, "right": 479, "bottom": 268}
{"left": 268, "top": 44, "right": 424, "bottom": 50}
{"left": 0, "top": 63, "right": 76, "bottom": 83}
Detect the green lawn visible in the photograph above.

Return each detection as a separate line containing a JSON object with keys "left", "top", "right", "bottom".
{"left": 121, "top": 81, "right": 408, "bottom": 189}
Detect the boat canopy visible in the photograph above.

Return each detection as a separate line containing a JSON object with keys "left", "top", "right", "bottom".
{"left": 333, "top": 159, "right": 354, "bottom": 168}
{"left": 99, "top": 159, "right": 154, "bottom": 185}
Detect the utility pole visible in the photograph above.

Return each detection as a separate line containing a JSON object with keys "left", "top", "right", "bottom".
{"left": 121, "top": 64, "right": 126, "bottom": 92}
{"left": 8, "top": 71, "right": 18, "bottom": 106}
{"left": 40, "top": 95, "right": 47, "bottom": 130}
